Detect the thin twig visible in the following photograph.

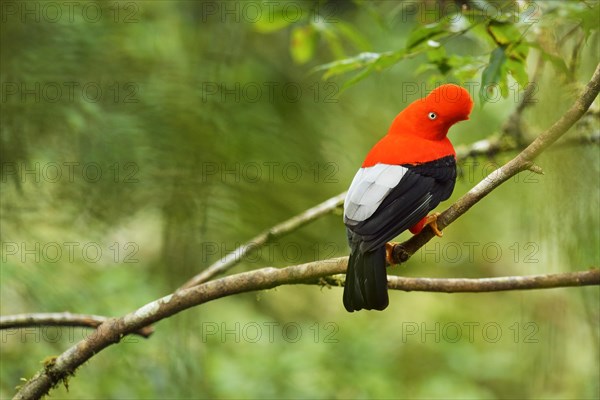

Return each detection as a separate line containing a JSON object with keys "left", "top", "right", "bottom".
{"left": 386, "top": 270, "right": 600, "bottom": 292}
{"left": 501, "top": 54, "right": 545, "bottom": 144}
{"left": 0, "top": 313, "right": 154, "bottom": 338}
{"left": 179, "top": 192, "right": 347, "bottom": 289}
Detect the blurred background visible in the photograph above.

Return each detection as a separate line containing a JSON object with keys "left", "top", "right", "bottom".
{"left": 1, "top": 0, "right": 599, "bottom": 398}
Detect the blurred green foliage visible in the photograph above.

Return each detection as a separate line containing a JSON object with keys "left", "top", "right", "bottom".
{"left": 1, "top": 0, "right": 599, "bottom": 398}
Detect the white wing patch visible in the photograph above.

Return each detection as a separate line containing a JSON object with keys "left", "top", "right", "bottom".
{"left": 344, "top": 164, "right": 408, "bottom": 224}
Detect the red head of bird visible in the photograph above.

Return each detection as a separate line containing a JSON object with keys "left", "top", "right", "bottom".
{"left": 362, "top": 84, "right": 473, "bottom": 167}
{"left": 389, "top": 84, "right": 474, "bottom": 140}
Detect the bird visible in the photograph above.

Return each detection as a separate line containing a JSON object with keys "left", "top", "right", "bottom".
{"left": 343, "top": 84, "right": 473, "bottom": 312}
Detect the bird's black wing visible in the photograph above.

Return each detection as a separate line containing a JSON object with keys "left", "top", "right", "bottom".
{"left": 344, "top": 155, "right": 456, "bottom": 252}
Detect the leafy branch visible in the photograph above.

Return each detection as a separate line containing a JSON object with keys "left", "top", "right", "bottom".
{"left": 312, "top": 2, "right": 598, "bottom": 101}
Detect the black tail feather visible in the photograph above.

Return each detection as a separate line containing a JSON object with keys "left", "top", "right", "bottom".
{"left": 343, "top": 244, "right": 389, "bottom": 312}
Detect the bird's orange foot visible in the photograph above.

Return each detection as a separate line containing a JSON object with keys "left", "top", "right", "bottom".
{"left": 423, "top": 212, "right": 443, "bottom": 237}
{"left": 385, "top": 242, "right": 399, "bottom": 266}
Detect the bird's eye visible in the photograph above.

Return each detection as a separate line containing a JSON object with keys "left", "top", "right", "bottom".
{"left": 428, "top": 112, "right": 437, "bottom": 120}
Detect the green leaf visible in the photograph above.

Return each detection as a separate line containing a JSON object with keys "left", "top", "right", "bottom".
{"left": 426, "top": 44, "right": 451, "bottom": 75}
{"left": 426, "top": 43, "right": 446, "bottom": 63}
{"left": 447, "top": 54, "right": 483, "bottom": 83}
{"left": 372, "top": 49, "right": 407, "bottom": 70}
{"left": 507, "top": 41, "right": 529, "bottom": 63}
{"left": 406, "top": 20, "right": 450, "bottom": 50}
{"left": 340, "top": 65, "right": 376, "bottom": 91}
{"left": 311, "top": 49, "right": 408, "bottom": 91}
{"left": 487, "top": 20, "right": 524, "bottom": 46}
{"left": 312, "top": 52, "right": 381, "bottom": 79}
{"left": 505, "top": 58, "right": 529, "bottom": 89}
{"left": 290, "top": 25, "right": 317, "bottom": 64}
{"left": 480, "top": 46, "right": 507, "bottom": 104}
{"left": 339, "top": 50, "right": 408, "bottom": 89}
{"left": 564, "top": 1, "right": 599, "bottom": 40}
{"left": 525, "top": 41, "right": 569, "bottom": 76}
{"left": 416, "top": 63, "right": 435, "bottom": 74}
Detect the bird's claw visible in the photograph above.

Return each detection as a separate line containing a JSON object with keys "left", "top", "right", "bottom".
{"left": 385, "top": 242, "right": 398, "bottom": 266}
{"left": 424, "top": 212, "right": 443, "bottom": 237}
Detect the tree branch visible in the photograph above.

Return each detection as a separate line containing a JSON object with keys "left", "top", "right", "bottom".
{"left": 309, "top": 268, "right": 600, "bottom": 292}
{"left": 13, "top": 259, "right": 600, "bottom": 400}
{"left": 454, "top": 112, "right": 598, "bottom": 161}
{"left": 13, "top": 62, "right": 600, "bottom": 400}
{"left": 0, "top": 313, "right": 154, "bottom": 339}
{"left": 386, "top": 269, "right": 600, "bottom": 292}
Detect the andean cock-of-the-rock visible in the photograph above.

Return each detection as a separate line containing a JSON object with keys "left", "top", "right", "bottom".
{"left": 343, "top": 84, "right": 474, "bottom": 312}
